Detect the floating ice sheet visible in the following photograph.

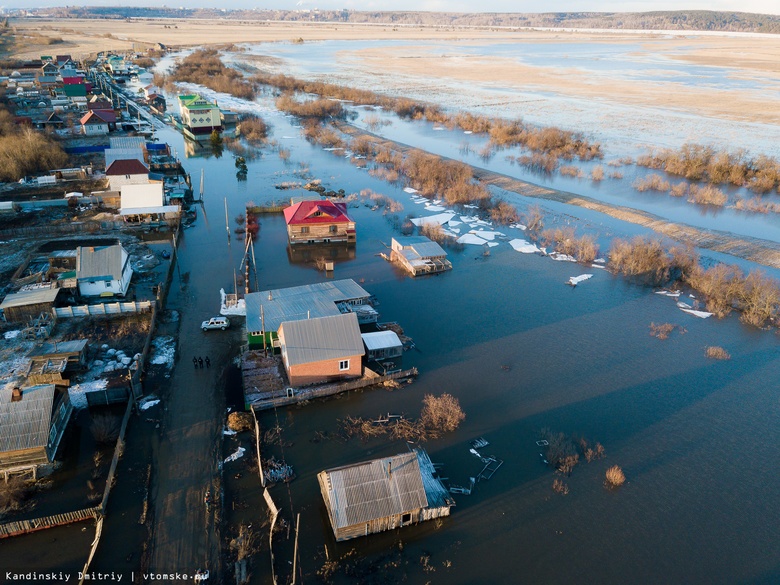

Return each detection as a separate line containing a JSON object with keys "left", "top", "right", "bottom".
{"left": 509, "top": 239, "right": 540, "bottom": 253}
{"left": 457, "top": 233, "right": 488, "bottom": 245}
{"left": 568, "top": 274, "right": 593, "bottom": 285}
{"left": 224, "top": 446, "right": 246, "bottom": 463}
{"left": 549, "top": 252, "right": 577, "bottom": 262}
{"left": 403, "top": 187, "right": 418, "bottom": 193}
{"left": 425, "top": 204, "right": 447, "bottom": 212}
{"left": 680, "top": 308, "right": 713, "bottom": 318}
{"left": 410, "top": 212, "right": 456, "bottom": 227}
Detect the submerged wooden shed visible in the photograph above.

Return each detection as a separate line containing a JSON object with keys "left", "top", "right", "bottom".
{"left": 318, "top": 448, "right": 453, "bottom": 541}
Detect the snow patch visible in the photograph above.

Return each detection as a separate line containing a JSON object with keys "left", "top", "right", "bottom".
{"left": 224, "top": 446, "right": 246, "bottom": 463}
{"left": 69, "top": 379, "right": 108, "bottom": 410}
{"left": 3, "top": 330, "right": 20, "bottom": 340}
{"left": 150, "top": 336, "right": 176, "bottom": 367}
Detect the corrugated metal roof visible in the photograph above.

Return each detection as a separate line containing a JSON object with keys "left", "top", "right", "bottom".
{"left": 105, "top": 148, "right": 144, "bottom": 168}
{"left": 393, "top": 236, "right": 447, "bottom": 259}
{"left": 361, "top": 331, "right": 402, "bottom": 352}
{"left": 28, "top": 339, "right": 88, "bottom": 358}
{"left": 245, "top": 279, "right": 371, "bottom": 333}
{"left": 280, "top": 313, "right": 363, "bottom": 367}
{"left": 109, "top": 136, "right": 146, "bottom": 150}
{"left": 283, "top": 200, "right": 353, "bottom": 225}
{"left": 0, "top": 384, "right": 55, "bottom": 455}
{"left": 0, "top": 287, "right": 59, "bottom": 309}
{"left": 322, "top": 451, "right": 429, "bottom": 529}
{"left": 76, "top": 245, "right": 126, "bottom": 281}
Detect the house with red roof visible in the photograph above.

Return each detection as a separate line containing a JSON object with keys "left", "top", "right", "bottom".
{"left": 80, "top": 110, "right": 116, "bottom": 135}
{"left": 283, "top": 199, "right": 356, "bottom": 245}
{"left": 106, "top": 158, "right": 150, "bottom": 191}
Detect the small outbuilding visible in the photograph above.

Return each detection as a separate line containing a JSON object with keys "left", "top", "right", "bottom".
{"left": 0, "top": 287, "right": 60, "bottom": 323}
{"left": 0, "top": 384, "right": 73, "bottom": 476}
{"left": 361, "top": 331, "right": 403, "bottom": 361}
{"left": 390, "top": 236, "right": 452, "bottom": 276}
{"left": 318, "top": 448, "right": 453, "bottom": 542}
{"left": 278, "top": 312, "right": 364, "bottom": 387}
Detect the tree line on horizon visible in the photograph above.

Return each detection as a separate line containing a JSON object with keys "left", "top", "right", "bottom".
{"left": 16, "top": 7, "right": 780, "bottom": 35}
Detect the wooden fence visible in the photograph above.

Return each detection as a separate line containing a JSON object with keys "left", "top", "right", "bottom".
{"left": 251, "top": 368, "right": 418, "bottom": 411}
{"left": 53, "top": 300, "right": 154, "bottom": 318}
{"left": 0, "top": 507, "right": 100, "bottom": 539}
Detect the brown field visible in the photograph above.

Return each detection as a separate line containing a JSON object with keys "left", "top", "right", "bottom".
{"left": 8, "top": 19, "right": 780, "bottom": 127}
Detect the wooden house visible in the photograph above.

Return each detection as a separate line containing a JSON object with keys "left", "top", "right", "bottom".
{"left": 283, "top": 200, "right": 356, "bottom": 245}
{"left": 76, "top": 245, "right": 133, "bottom": 298}
{"left": 390, "top": 236, "right": 452, "bottom": 276}
{"left": 278, "top": 313, "right": 364, "bottom": 387}
{"left": 79, "top": 110, "right": 109, "bottom": 136}
{"left": 0, "top": 384, "right": 73, "bottom": 476}
{"left": 318, "top": 448, "right": 453, "bottom": 541}
{"left": 28, "top": 339, "right": 89, "bottom": 371}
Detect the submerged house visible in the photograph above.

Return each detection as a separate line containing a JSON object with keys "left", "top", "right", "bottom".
{"left": 361, "top": 331, "right": 403, "bottom": 361}
{"left": 76, "top": 244, "right": 132, "bottom": 298}
{"left": 283, "top": 199, "right": 356, "bottom": 245}
{"left": 177, "top": 94, "right": 222, "bottom": 136}
{"left": 318, "top": 448, "right": 453, "bottom": 541}
{"left": 0, "top": 384, "right": 73, "bottom": 476}
{"left": 390, "top": 236, "right": 452, "bottom": 276}
{"left": 244, "top": 279, "right": 378, "bottom": 349}
{"left": 278, "top": 312, "right": 364, "bottom": 387}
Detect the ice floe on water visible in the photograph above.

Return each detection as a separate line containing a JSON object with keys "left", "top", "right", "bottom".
{"left": 509, "top": 239, "right": 541, "bottom": 253}
{"left": 655, "top": 290, "right": 682, "bottom": 297}
{"left": 487, "top": 242, "right": 499, "bottom": 248}
{"left": 549, "top": 252, "right": 577, "bottom": 262}
{"left": 410, "top": 212, "right": 456, "bottom": 227}
{"left": 509, "top": 223, "right": 527, "bottom": 231}
{"left": 225, "top": 446, "right": 246, "bottom": 463}
{"left": 69, "top": 379, "right": 108, "bottom": 410}
{"left": 680, "top": 308, "right": 713, "bottom": 318}
{"left": 425, "top": 204, "right": 447, "bottom": 212}
{"left": 150, "top": 336, "right": 176, "bottom": 368}
{"left": 403, "top": 187, "right": 419, "bottom": 193}
{"left": 457, "top": 233, "right": 489, "bottom": 245}
{"left": 568, "top": 274, "right": 593, "bottom": 286}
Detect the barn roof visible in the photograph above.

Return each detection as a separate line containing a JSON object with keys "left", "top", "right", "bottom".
{"left": 0, "top": 287, "right": 60, "bottom": 310}
{"left": 0, "top": 384, "right": 56, "bottom": 455}
{"left": 279, "top": 313, "right": 363, "bottom": 367}
{"left": 106, "top": 158, "right": 150, "bottom": 176}
{"left": 76, "top": 245, "right": 126, "bottom": 281}
{"left": 283, "top": 200, "right": 353, "bottom": 226}
{"left": 321, "top": 450, "right": 429, "bottom": 529}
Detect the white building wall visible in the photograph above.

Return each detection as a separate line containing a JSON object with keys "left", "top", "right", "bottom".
{"left": 121, "top": 183, "right": 164, "bottom": 210}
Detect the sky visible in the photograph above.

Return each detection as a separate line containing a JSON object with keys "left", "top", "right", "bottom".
{"left": 12, "top": 0, "right": 780, "bottom": 16}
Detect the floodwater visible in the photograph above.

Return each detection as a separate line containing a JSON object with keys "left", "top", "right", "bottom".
{"left": 118, "top": 106, "right": 779, "bottom": 583}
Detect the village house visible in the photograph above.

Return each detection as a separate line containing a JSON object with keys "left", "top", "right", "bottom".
{"left": 283, "top": 199, "right": 356, "bottom": 245}
{"left": 278, "top": 312, "right": 364, "bottom": 387}
{"left": 76, "top": 244, "right": 133, "bottom": 298}
{"left": 106, "top": 158, "right": 150, "bottom": 191}
{"left": 390, "top": 236, "right": 452, "bottom": 276}
{"left": 80, "top": 110, "right": 112, "bottom": 136}
{"left": 177, "top": 94, "right": 222, "bottom": 136}
{"left": 0, "top": 384, "right": 74, "bottom": 479}
{"left": 244, "top": 279, "right": 378, "bottom": 349}
{"left": 318, "top": 448, "right": 453, "bottom": 541}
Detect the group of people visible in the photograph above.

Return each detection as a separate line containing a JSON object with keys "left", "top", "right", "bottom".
{"left": 193, "top": 355, "right": 211, "bottom": 369}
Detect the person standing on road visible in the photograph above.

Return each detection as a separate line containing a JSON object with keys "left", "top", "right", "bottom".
{"left": 198, "top": 356, "right": 204, "bottom": 368}
{"left": 205, "top": 356, "right": 211, "bottom": 368}
{"left": 193, "top": 356, "right": 198, "bottom": 369}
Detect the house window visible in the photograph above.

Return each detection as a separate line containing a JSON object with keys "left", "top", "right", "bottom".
{"left": 329, "top": 225, "right": 337, "bottom": 233}
{"left": 105, "top": 281, "right": 111, "bottom": 288}
{"left": 402, "top": 513, "right": 411, "bottom": 524}
{"left": 339, "top": 359, "right": 349, "bottom": 371}
{"left": 300, "top": 227, "right": 309, "bottom": 234}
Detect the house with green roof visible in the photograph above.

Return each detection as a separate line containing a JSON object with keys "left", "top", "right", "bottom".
{"left": 177, "top": 94, "right": 222, "bottom": 136}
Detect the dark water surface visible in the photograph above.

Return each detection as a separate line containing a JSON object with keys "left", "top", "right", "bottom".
{"left": 146, "top": 110, "right": 780, "bottom": 584}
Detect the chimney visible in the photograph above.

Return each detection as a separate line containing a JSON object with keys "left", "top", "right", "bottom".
{"left": 11, "top": 387, "right": 22, "bottom": 402}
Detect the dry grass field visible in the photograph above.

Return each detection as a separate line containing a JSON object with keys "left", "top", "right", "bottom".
{"left": 8, "top": 18, "right": 780, "bottom": 126}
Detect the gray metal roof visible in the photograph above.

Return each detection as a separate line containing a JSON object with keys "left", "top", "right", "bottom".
{"left": 76, "top": 245, "right": 126, "bottom": 281}
{"left": 321, "top": 450, "right": 429, "bottom": 529}
{"left": 245, "top": 279, "right": 371, "bottom": 333}
{"left": 0, "top": 384, "right": 55, "bottom": 455}
{"left": 28, "top": 339, "right": 88, "bottom": 358}
{"left": 105, "top": 148, "right": 144, "bottom": 169}
{"left": 393, "top": 236, "right": 447, "bottom": 259}
{"left": 109, "top": 136, "right": 146, "bottom": 150}
{"left": 361, "top": 331, "right": 402, "bottom": 352}
{"left": 48, "top": 249, "right": 77, "bottom": 259}
{"left": 0, "top": 287, "right": 60, "bottom": 309}
{"left": 279, "top": 312, "right": 363, "bottom": 367}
